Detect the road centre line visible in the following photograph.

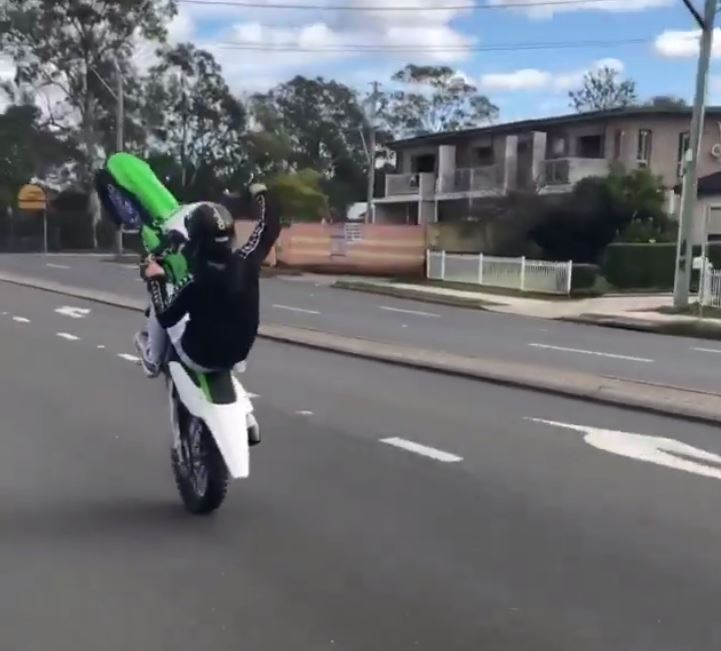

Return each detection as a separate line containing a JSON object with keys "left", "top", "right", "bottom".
{"left": 12, "top": 316, "right": 30, "bottom": 323}
{"left": 272, "top": 304, "right": 321, "bottom": 315}
{"left": 56, "top": 332, "right": 80, "bottom": 341}
{"left": 380, "top": 437, "right": 462, "bottom": 463}
{"left": 118, "top": 353, "right": 141, "bottom": 362}
{"left": 528, "top": 343, "right": 654, "bottom": 363}
{"left": 379, "top": 305, "right": 441, "bottom": 318}
{"left": 692, "top": 347, "right": 721, "bottom": 354}
{"left": 46, "top": 263, "right": 70, "bottom": 270}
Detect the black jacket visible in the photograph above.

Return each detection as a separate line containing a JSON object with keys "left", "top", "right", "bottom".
{"left": 149, "top": 198, "right": 280, "bottom": 370}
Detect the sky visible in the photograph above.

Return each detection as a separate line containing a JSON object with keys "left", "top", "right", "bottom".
{"left": 2, "top": 0, "right": 721, "bottom": 122}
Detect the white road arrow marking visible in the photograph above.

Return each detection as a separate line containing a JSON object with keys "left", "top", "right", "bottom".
{"left": 55, "top": 306, "right": 91, "bottom": 319}
{"left": 528, "top": 418, "right": 721, "bottom": 481}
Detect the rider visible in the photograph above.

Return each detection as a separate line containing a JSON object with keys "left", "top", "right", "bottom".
{"left": 94, "top": 153, "right": 280, "bottom": 378}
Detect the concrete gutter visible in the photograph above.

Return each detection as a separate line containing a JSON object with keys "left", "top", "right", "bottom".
{"left": 3, "top": 271, "right": 721, "bottom": 424}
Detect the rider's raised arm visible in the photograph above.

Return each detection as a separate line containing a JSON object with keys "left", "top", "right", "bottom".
{"left": 236, "top": 184, "right": 281, "bottom": 268}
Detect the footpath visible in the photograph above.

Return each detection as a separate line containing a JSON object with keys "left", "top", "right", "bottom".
{"left": 3, "top": 269, "right": 721, "bottom": 426}
{"left": 333, "top": 279, "right": 721, "bottom": 340}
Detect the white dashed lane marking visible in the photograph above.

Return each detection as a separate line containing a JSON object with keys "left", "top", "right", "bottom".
{"left": 295, "top": 410, "right": 314, "bottom": 416}
{"left": 117, "top": 353, "right": 141, "bottom": 363}
{"left": 46, "top": 263, "right": 69, "bottom": 270}
{"left": 55, "top": 306, "right": 91, "bottom": 319}
{"left": 272, "top": 304, "right": 321, "bottom": 315}
{"left": 528, "top": 343, "right": 653, "bottom": 363}
{"left": 379, "top": 306, "right": 441, "bottom": 318}
{"left": 12, "top": 316, "right": 30, "bottom": 323}
{"left": 380, "top": 437, "right": 463, "bottom": 463}
{"left": 56, "top": 332, "right": 80, "bottom": 341}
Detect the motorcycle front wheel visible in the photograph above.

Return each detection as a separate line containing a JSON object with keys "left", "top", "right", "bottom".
{"left": 171, "top": 397, "right": 229, "bottom": 514}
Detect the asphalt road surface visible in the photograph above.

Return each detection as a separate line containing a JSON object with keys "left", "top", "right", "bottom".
{"left": 1, "top": 253, "right": 720, "bottom": 393}
{"left": 2, "top": 282, "right": 721, "bottom": 649}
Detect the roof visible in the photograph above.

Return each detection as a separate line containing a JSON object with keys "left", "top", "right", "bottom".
{"left": 389, "top": 106, "right": 721, "bottom": 150}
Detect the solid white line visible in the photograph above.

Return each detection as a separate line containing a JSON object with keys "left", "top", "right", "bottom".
{"left": 380, "top": 437, "right": 462, "bottom": 463}
{"left": 379, "top": 305, "right": 441, "bottom": 318}
{"left": 272, "top": 304, "right": 321, "bottom": 315}
{"left": 528, "top": 343, "right": 653, "bottom": 363}
{"left": 12, "top": 316, "right": 30, "bottom": 323}
{"left": 692, "top": 347, "right": 721, "bottom": 354}
{"left": 46, "top": 263, "right": 70, "bottom": 270}
{"left": 56, "top": 332, "right": 79, "bottom": 341}
{"left": 118, "top": 353, "right": 141, "bottom": 362}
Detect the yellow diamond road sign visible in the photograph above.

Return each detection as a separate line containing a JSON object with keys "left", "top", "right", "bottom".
{"left": 17, "top": 184, "right": 47, "bottom": 212}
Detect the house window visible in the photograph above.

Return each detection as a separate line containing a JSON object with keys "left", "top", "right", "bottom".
{"left": 577, "top": 134, "right": 604, "bottom": 158}
{"left": 613, "top": 130, "right": 624, "bottom": 160}
{"left": 637, "top": 129, "right": 653, "bottom": 168}
{"left": 474, "top": 145, "right": 494, "bottom": 166}
{"left": 412, "top": 154, "right": 436, "bottom": 173}
{"left": 677, "top": 131, "right": 690, "bottom": 177}
{"left": 550, "top": 137, "right": 566, "bottom": 157}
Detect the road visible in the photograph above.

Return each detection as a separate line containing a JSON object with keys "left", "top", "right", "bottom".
{"left": 1, "top": 253, "right": 720, "bottom": 393}
{"left": 2, "top": 281, "right": 721, "bottom": 649}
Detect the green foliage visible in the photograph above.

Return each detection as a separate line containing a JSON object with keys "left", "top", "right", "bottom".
{"left": 531, "top": 168, "right": 669, "bottom": 262}
{"left": 381, "top": 65, "right": 498, "bottom": 137}
{"left": 268, "top": 169, "right": 329, "bottom": 222}
{"left": 144, "top": 43, "right": 247, "bottom": 199}
{"left": 602, "top": 243, "right": 676, "bottom": 290}
{"left": 1, "top": 0, "right": 176, "bottom": 182}
{"left": 569, "top": 66, "right": 637, "bottom": 113}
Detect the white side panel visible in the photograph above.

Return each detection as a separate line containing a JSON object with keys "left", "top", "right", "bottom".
{"left": 169, "top": 362, "right": 251, "bottom": 479}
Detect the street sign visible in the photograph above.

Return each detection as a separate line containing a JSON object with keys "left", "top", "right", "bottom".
{"left": 17, "top": 184, "right": 47, "bottom": 212}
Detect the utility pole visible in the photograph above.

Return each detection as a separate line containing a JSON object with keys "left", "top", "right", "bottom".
{"left": 114, "top": 59, "right": 124, "bottom": 257}
{"left": 365, "top": 81, "right": 380, "bottom": 224}
{"left": 674, "top": 0, "right": 717, "bottom": 308}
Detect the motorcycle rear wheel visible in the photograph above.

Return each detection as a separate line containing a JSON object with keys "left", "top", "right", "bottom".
{"left": 171, "top": 398, "right": 229, "bottom": 514}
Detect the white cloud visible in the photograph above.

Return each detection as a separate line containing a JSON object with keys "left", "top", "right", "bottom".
{"left": 489, "top": 0, "right": 672, "bottom": 18}
{"left": 480, "top": 69, "right": 552, "bottom": 91}
{"left": 479, "top": 58, "right": 625, "bottom": 94}
{"left": 655, "top": 28, "right": 721, "bottom": 58}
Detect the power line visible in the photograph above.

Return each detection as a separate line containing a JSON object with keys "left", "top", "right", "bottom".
{"left": 180, "top": 0, "right": 635, "bottom": 12}
{"left": 217, "top": 36, "right": 651, "bottom": 52}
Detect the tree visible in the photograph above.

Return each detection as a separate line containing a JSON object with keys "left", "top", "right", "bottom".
{"left": 144, "top": 43, "right": 247, "bottom": 200}
{"left": 530, "top": 168, "right": 668, "bottom": 261}
{"left": 0, "top": 104, "right": 75, "bottom": 207}
{"left": 568, "top": 66, "right": 637, "bottom": 113}
{"left": 646, "top": 95, "right": 687, "bottom": 109}
{"left": 381, "top": 65, "right": 498, "bottom": 137}
{"left": 268, "top": 169, "right": 329, "bottom": 222}
{"left": 0, "top": 0, "right": 176, "bottom": 181}
{"left": 252, "top": 76, "right": 368, "bottom": 214}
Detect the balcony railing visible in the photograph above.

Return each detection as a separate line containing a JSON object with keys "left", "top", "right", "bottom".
{"left": 437, "top": 166, "right": 502, "bottom": 194}
{"left": 385, "top": 172, "right": 435, "bottom": 197}
{"left": 542, "top": 157, "right": 609, "bottom": 187}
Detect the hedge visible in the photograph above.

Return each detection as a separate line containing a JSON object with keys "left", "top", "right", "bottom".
{"left": 602, "top": 243, "right": 676, "bottom": 290}
{"left": 602, "top": 242, "right": 721, "bottom": 290}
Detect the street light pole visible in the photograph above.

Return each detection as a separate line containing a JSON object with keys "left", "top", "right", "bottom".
{"left": 365, "top": 81, "right": 380, "bottom": 224}
{"left": 673, "top": 0, "right": 717, "bottom": 308}
{"left": 114, "top": 60, "right": 124, "bottom": 257}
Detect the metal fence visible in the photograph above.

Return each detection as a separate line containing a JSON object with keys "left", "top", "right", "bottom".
{"left": 427, "top": 250, "right": 573, "bottom": 295}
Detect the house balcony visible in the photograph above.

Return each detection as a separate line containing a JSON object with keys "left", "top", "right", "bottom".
{"left": 540, "top": 157, "right": 609, "bottom": 192}
{"left": 437, "top": 166, "right": 503, "bottom": 197}
{"left": 380, "top": 172, "right": 435, "bottom": 203}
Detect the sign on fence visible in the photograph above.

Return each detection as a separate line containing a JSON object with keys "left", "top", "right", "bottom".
{"left": 17, "top": 184, "right": 47, "bottom": 212}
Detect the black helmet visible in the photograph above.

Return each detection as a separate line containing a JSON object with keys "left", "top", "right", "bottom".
{"left": 185, "top": 202, "right": 234, "bottom": 264}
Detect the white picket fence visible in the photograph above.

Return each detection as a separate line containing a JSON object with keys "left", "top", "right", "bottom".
{"left": 427, "top": 250, "right": 573, "bottom": 295}
{"left": 699, "top": 267, "right": 721, "bottom": 307}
